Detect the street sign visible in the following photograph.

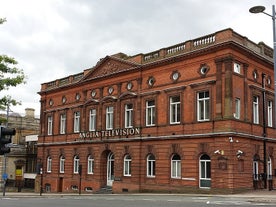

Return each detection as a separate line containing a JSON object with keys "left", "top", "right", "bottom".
{"left": 2, "top": 173, "right": 8, "bottom": 180}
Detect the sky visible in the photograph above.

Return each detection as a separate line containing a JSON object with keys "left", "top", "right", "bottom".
{"left": 0, "top": 0, "right": 274, "bottom": 117}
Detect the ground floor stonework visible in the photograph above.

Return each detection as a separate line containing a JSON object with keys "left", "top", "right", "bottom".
{"left": 36, "top": 134, "right": 276, "bottom": 194}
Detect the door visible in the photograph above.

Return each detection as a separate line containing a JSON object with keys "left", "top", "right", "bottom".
{"left": 107, "top": 152, "right": 114, "bottom": 186}
{"left": 199, "top": 154, "right": 211, "bottom": 188}
{"left": 58, "top": 177, "right": 63, "bottom": 192}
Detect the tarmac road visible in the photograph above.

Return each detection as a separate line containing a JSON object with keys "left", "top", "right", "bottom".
{"left": 1, "top": 191, "right": 276, "bottom": 207}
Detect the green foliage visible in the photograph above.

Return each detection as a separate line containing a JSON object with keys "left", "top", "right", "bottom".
{"left": 0, "top": 117, "right": 7, "bottom": 125}
{"left": 0, "top": 18, "right": 6, "bottom": 24}
{"left": 0, "top": 17, "right": 26, "bottom": 111}
{"left": 0, "top": 95, "right": 21, "bottom": 108}
{"left": 0, "top": 95, "right": 21, "bottom": 114}
{"left": 0, "top": 55, "right": 26, "bottom": 91}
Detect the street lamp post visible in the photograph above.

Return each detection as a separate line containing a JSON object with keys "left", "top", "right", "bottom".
{"left": 37, "top": 158, "right": 43, "bottom": 196}
{"left": 250, "top": 5, "right": 276, "bottom": 126}
{"left": 250, "top": 5, "right": 276, "bottom": 191}
{"left": 261, "top": 73, "right": 267, "bottom": 189}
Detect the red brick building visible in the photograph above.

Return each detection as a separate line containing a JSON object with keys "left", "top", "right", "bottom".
{"left": 38, "top": 28, "right": 276, "bottom": 194}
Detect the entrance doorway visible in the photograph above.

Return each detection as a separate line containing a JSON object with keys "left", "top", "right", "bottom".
{"left": 199, "top": 154, "right": 211, "bottom": 188}
{"left": 58, "top": 177, "right": 63, "bottom": 192}
{"left": 107, "top": 152, "right": 114, "bottom": 186}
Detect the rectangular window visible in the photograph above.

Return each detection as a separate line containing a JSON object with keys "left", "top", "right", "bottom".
{"left": 171, "top": 161, "right": 181, "bottom": 178}
{"left": 170, "top": 96, "right": 180, "bottom": 124}
{"left": 268, "top": 101, "right": 273, "bottom": 127}
{"left": 146, "top": 100, "right": 156, "bottom": 126}
{"left": 125, "top": 104, "right": 133, "bottom": 128}
{"left": 74, "top": 156, "right": 80, "bottom": 174}
{"left": 47, "top": 116, "right": 53, "bottom": 135}
{"left": 268, "top": 157, "right": 272, "bottom": 180}
{"left": 89, "top": 109, "right": 96, "bottom": 131}
{"left": 74, "top": 111, "right": 80, "bottom": 133}
{"left": 60, "top": 157, "right": 65, "bottom": 173}
{"left": 171, "top": 156, "right": 181, "bottom": 179}
{"left": 234, "top": 98, "right": 240, "bottom": 119}
{"left": 47, "top": 157, "right": 52, "bottom": 173}
{"left": 106, "top": 106, "right": 114, "bottom": 130}
{"left": 197, "top": 91, "right": 210, "bottom": 121}
{"left": 147, "top": 155, "right": 156, "bottom": 177}
{"left": 87, "top": 156, "right": 94, "bottom": 174}
{"left": 60, "top": 114, "right": 66, "bottom": 134}
{"left": 253, "top": 96, "right": 259, "bottom": 124}
{"left": 200, "top": 161, "right": 211, "bottom": 179}
{"left": 124, "top": 155, "right": 132, "bottom": 176}
{"left": 253, "top": 160, "right": 259, "bottom": 180}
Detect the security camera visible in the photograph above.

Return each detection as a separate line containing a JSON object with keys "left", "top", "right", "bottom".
{"left": 236, "top": 150, "right": 244, "bottom": 158}
{"left": 214, "top": 150, "right": 221, "bottom": 154}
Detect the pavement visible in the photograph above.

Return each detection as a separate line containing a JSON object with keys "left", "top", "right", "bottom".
{"left": 229, "top": 189, "right": 276, "bottom": 203}
{"left": 1, "top": 189, "right": 276, "bottom": 200}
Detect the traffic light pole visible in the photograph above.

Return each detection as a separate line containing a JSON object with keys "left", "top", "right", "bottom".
{"left": 2, "top": 153, "right": 7, "bottom": 196}
{"left": 2, "top": 106, "right": 8, "bottom": 196}
{"left": 1, "top": 105, "right": 15, "bottom": 196}
{"left": 2, "top": 105, "right": 8, "bottom": 196}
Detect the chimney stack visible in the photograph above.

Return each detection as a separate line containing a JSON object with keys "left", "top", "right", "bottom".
{"left": 25, "top": 108, "right": 35, "bottom": 118}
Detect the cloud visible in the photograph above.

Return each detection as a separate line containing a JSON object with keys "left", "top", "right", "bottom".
{"left": 0, "top": 0, "right": 273, "bottom": 116}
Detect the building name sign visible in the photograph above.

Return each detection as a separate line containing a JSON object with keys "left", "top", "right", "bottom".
{"left": 79, "top": 127, "right": 140, "bottom": 139}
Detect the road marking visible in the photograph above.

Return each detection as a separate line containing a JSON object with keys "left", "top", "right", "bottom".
{"left": 1, "top": 198, "right": 19, "bottom": 200}
{"left": 192, "top": 197, "right": 209, "bottom": 200}
{"left": 142, "top": 198, "right": 156, "bottom": 201}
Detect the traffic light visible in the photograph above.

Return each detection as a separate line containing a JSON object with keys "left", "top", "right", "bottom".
{"left": 0, "top": 126, "right": 16, "bottom": 155}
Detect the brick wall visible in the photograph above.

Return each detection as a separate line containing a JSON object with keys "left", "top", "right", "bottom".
{"left": 38, "top": 29, "right": 276, "bottom": 193}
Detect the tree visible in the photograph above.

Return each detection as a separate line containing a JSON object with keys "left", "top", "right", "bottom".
{"left": 0, "top": 18, "right": 26, "bottom": 112}
{"left": 0, "top": 95, "right": 21, "bottom": 125}
{"left": 0, "top": 55, "right": 26, "bottom": 91}
{"left": 0, "top": 18, "right": 6, "bottom": 24}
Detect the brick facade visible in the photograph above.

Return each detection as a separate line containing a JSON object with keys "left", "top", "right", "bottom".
{"left": 38, "top": 28, "right": 276, "bottom": 194}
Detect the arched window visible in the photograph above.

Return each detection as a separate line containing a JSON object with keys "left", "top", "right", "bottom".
{"left": 107, "top": 152, "right": 115, "bottom": 186}
{"left": 60, "top": 156, "right": 65, "bottom": 173}
{"left": 47, "top": 156, "right": 52, "bottom": 173}
{"left": 73, "top": 155, "right": 80, "bottom": 174}
{"left": 147, "top": 154, "right": 155, "bottom": 177}
{"left": 171, "top": 154, "right": 181, "bottom": 178}
{"left": 124, "top": 154, "right": 132, "bottom": 176}
{"left": 87, "top": 155, "right": 94, "bottom": 174}
{"left": 199, "top": 154, "right": 211, "bottom": 188}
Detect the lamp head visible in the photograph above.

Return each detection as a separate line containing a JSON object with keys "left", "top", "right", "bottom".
{"left": 249, "top": 6, "right": 266, "bottom": 14}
